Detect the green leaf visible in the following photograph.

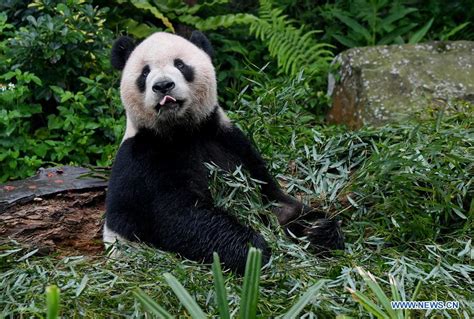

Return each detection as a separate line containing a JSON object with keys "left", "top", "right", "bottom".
{"left": 356, "top": 267, "right": 398, "bottom": 319}
{"left": 282, "top": 280, "right": 327, "bottom": 319}
{"left": 46, "top": 285, "right": 60, "bottom": 319}
{"left": 133, "top": 288, "right": 174, "bottom": 318}
{"left": 75, "top": 275, "right": 88, "bottom": 297}
{"left": 163, "top": 273, "right": 207, "bottom": 319}
{"left": 332, "top": 12, "right": 371, "bottom": 42}
{"left": 388, "top": 275, "right": 404, "bottom": 319}
{"left": 129, "top": 0, "right": 174, "bottom": 32}
{"left": 239, "top": 247, "right": 262, "bottom": 319}
{"left": 409, "top": 18, "right": 434, "bottom": 44}
{"left": 380, "top": 8, "right": 417, "bottom": 28}
{"left": 347, "top": 288, "right": 389, "bottom": 319}
{"left": 212, "top": 253, "right": 230, "bottom": 319}
{"left": 441, "top": 22, "right": 470, "bottom": 41}
{"left": 332, "top": 34, "right": 359, "bottom": 48}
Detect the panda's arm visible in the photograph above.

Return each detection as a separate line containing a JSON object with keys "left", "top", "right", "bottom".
{"left": 217, "top": 124, "right": 310, "bottom": 224}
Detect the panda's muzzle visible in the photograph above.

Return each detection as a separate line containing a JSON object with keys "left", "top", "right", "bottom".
{"left": 152, "top": 80, "right": 183, "bottom": 110}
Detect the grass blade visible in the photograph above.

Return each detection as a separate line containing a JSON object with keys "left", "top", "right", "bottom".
{"left": 347, "top": 288, "right": 389, "bottom": 319}
{"left": 212, "top": 253, "right": 230, "bottom": 319}
{"left": 239, "top": 247, "right": 262, "bottom": 319}
{"left": 356, "top": 267, "right": 398, "bottom": 319}
{"left": 282, "top": 280, "right": 327, "bottom": 319}
{"left": 163, "top": 273, "right": 207, "bottom": 319}
{"left": 46, "top": 285, "right": 60, "bottom": 319}
{"left": 388, "top": 275, "right": 404, "bottom": 319}
{"left": 134, "top": 288, "right": 174, "bottom": 319}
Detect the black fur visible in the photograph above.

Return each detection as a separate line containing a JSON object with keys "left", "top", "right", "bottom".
{"left": 174, "top": 58, "right": 195, "bottom": 82}
{"left": 136, "top": 65, "right": 150, "bottom": 93}
{"left": 111, "top": 36, "right": 136, "bottom": 70}
{"left": 189, "top": 31, "right": 214, "bottom": 58}
{"left": 106, "top": 109, "right": 271, "bottom": 274}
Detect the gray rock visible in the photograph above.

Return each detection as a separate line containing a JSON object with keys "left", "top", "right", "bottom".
{"left": 327, "top": 41, "right": 474, "bottom": 128}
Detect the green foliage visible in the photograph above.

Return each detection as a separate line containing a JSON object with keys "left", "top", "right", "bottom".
{"left": 135, "top": 249, "right": 325, "bottom": 318}
{"left": 0, "top": 76, "right": 472, "bottom": 316}
{"left": 0, "top": 68, "right": 123, "bottom": 181}
{"left": 0, "top": 0, "right": 123, "bottom": 181}
{"left": 348, "top": 267, "right": 422, "bottom": 319}
{"left": 0, "top": 70, "right": 44, "bottom": 181}
{"left": 5, "top": 0, "right": 114, "bottom": 100}
{"left": 320, "top": 0, "right": 434, "bottom": 48}
{"left": 248, "top": 0, "right": 333, "bottom": 78}
{"left": 351, "top": 106, "right": 474, "bottom": 241}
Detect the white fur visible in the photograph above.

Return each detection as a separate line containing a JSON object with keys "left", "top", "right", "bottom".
{"left": 103, "top": 223, "right": 126, "bottom": 257}
{"left": 217, "top": 106, "right": 232, "bottom": 127}
{"left": 103, "top": 223, "right": 126, "bottom": 246}
{"left": 122, "top": 115, "right": 137, "bottom": 142}
{"left": 120, "top": 32, "right": 218, "bottom": 133}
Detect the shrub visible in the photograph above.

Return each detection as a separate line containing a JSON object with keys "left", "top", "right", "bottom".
{"left": 0, "top": 1, "right": 122, "bottom": 182}
{"left": 4, "top": 0, "right": 114, "bottom": 101}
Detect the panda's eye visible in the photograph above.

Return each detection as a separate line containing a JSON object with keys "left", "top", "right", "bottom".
{"left": 174, "top": 59, "right": 185, "bottom": 70}
{"left": 141, "top": 65, "right": 150, "bottom": 77}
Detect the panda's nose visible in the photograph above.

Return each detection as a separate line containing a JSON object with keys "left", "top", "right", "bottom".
{"left": 152, "top": 81, "right": 175, "bottom": 94}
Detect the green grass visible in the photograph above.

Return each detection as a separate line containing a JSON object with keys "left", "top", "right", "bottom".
{"left": 0, "top": 77, "right": 472, "bottom": 318}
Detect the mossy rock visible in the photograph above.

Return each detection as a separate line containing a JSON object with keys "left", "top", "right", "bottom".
{"left": 327, "top": 41, "right": 474, "bottom": 128}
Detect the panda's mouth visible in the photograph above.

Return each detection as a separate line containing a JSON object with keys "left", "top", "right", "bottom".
{"left": 155, "top": 95, "right": 183, "bottom": 110}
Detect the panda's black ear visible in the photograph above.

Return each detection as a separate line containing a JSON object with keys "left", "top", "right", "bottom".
{"left": 189, "top": 31, "right": 214, "bottom": 59}
{"left": 111, "top": 36, "right": 136, "bottom": 70}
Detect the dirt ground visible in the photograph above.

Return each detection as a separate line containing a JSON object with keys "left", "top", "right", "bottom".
{"left": 0, "top": 190, "right": 105, "bottom": 255}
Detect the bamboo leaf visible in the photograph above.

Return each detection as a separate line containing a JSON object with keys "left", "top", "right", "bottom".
{"left": 239, "top": 247, "right": 262, "bottom": 319}
{"left": 163, "top": 273, "right": 207, "bottom": 319}
{"left": 282, "top": 280, "right": 327, "bottom": 319}
{"left": 356, "top": 267, "right": 398, "bottom": 319}
{"left": 212, "top": 253, "right": 230, "bottom": 319}
{"left": 347, "top": 288, "right": 389, "bottom": 319}
{"left": 134, "top": 288, "right": 174, "bottom": 319}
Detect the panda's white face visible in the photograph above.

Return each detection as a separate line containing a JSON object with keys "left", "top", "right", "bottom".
{"left": 120, "top": 32, "right": 217, "bottom": 132}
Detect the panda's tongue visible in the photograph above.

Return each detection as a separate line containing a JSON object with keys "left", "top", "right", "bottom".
{"left": 159, "top": 95, "right": 176, "bottom": 106}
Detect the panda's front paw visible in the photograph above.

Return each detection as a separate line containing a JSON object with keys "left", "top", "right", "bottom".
{"left": 285, "top": 217, "right": 344, "bottom": 254}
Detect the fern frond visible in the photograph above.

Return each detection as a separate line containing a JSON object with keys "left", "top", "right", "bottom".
{"left": 248, "top": 0, "right": 333, "bottom": 77}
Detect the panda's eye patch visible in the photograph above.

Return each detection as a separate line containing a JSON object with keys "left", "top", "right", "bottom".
{"left": 136, "top": 65, "right": 150, "bottom": 93}
{"left": 174, "top": 58, "right": 194, "bottom": 82}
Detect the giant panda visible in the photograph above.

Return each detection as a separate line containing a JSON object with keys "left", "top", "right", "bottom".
{"left": 104, "top": 31, "right": 344, "bottom": 274}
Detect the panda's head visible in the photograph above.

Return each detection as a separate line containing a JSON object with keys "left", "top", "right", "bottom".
{"left": 111, "top": 31, "right": 217, "bottom": 133}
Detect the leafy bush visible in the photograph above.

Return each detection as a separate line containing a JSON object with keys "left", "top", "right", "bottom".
{"left": 319, "top": 0, "right": 434, "bottom": 48}
{"left": 4, "top": 0, "right": 114, "bottom": 100}
{"left": 0, "top": 70, "right": 43, "bottom": 181}
{"left": 0, "top": 1, "right": 122, "bottom": 182}
{"left": 0, "top": 69, "right": 123, "bottom": 181}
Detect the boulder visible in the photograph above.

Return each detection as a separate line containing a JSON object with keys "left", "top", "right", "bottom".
{"left": 327, "top": 41, "right": 474, "bottom": 128}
